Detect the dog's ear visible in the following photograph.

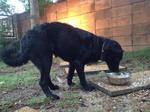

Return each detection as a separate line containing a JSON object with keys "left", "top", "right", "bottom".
{"left": 103, "top": 40, "right": 122, "bottom": 52}
{"left": 101, "top": 40, "right": 123, "bottom": 61}
{"left": 111, "top": 41, "right": 123, "bottom": 53}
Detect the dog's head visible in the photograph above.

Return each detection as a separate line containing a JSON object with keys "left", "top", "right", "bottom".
{"left": 101, "top": 39, "right": 123, "bottom": 72}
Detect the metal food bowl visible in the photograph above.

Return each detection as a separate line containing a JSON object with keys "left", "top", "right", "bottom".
{"left": 107, "top": 72, "right": 131, "bottom": 85}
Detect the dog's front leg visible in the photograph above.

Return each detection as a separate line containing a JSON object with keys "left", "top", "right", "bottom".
{"left": 74, "top": 61, "right": 95, "bottom": 91}
{"left": 67, "top": 62, "right": 75, "bottom": 86}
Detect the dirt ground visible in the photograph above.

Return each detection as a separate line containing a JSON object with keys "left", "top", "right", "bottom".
{"left": 0, "top": 59, "right": 150, "bottom": 112}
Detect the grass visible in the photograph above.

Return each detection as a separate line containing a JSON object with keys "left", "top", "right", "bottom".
{"left": 0, "top": 65, "right": 39, "bottom": 91}
{"left": 0, "top": 61, "right": 8, "bottom": 70}
{"left": 26, "top": 95, "right": 48, "bottom": 106}
{"left": 25, "top": 92, "right": 81, "bottom": 111}
{"left": 0, "top": 100, "right": 14, "bottom": 112}
{"left": 122, "top": 48, "right": 150, "bottom": 72}
{"left": 0, "top": 61, "right": 58, "bottom": 91}
{"left": 123, "top": 48, "right": 150, "bottom": 61}
{"left": 0, "top": 62, "right": 39, "bottom": 91}
{"left": 0, "top": 61, "right": 59, "bottom": 111}
{"left": 58, "top": 92, "right": 80, "bottom": 109}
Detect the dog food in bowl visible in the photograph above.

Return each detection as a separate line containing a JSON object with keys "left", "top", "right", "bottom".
{"left": 107, "top": 72, "right": 131, "bottom": 85}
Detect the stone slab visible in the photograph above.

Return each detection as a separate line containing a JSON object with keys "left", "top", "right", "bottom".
{"left": 88, "top": 71, "right": 150, "bottom": 97}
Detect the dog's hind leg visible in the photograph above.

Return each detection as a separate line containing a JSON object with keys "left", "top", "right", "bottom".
{"left": 47, "top": 75, "right": 59, "bottom": 90}
{"left": 74, "top": 61, "right": 95, "bottom": 91}
{"left": 31, "top": 55, "right": 60, "bottom": 100}
{"left": 67, "top": 62, "right": 75, "bottom": 86}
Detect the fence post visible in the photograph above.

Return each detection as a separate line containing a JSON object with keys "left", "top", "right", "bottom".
{"left": 13, "top": 14, "right": 22, "bottom": 38}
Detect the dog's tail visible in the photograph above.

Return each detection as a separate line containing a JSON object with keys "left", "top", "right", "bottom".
{"left": 1, "top": 45, "right": 30, "bottom": 67}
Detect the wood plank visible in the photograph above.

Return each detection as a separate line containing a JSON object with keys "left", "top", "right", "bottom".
{"left": 60, "top": 61, "right": 103, "bottom": 67}
{"left": 64, "top": 64, "right": 126, "bottom": 74}
{"left": 60, "top": 61, "right": 69, "bottom": 67}
{"left": 88, "top": 70, "right": 150, "bottom": 97}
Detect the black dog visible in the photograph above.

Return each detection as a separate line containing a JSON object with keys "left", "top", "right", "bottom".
{"left": 1, "top": 22, "right": 123, "bottom": 99}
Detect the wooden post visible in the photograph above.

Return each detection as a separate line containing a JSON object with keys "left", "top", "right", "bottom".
{"left": 29, "top": 0, "right": 40, "bottom": 28}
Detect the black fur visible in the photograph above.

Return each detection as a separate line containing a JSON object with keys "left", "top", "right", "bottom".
{"left": 1, "top": 22, "right": 123, "bottom": 99}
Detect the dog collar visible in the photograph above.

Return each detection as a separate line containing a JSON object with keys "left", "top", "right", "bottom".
{"left": 100, "top": 39, "right": 106, "bottom": 60}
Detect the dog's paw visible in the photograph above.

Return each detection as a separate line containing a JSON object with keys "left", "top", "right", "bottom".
{"left": 50, "top": 85, "right": 59, "bottom": 90}
{"left": 68, "top": 82, "right": 76, "bottom": 87}
{"left": 67, "top": 80, "right": 75, "bottom": 86}
{"left": 52, "top": 94, "right": 60, "bottom": 100}
{"left": 82, "top": 85, "right": 96, "bottom": 91}
{"left": 49, "top": 94, "right": 60, "bottom": 100}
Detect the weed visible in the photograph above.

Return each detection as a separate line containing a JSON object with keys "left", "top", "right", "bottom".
{"left": 58, "top": 92, "right": 80, "bottom": 109}
{"left": 0, "top": 100, "right": 14, "bottom": 112}
{"left": 26, "top": 95, "right": 48, "bottom": 106}
{"left": 0, "top": 67, "right": 38, "bottom": 91}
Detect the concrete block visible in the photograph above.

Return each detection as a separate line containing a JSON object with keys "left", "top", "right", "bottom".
{"left": 67, "top": 16, "right": 81, "bottom": 28}
{"left": 57, "top": 11, "right": 68, "bottom": 19}
{"left": 113, "top": 36, "right": 132, "bottom": 46}
{"left": 79, "top": 0, "right": 94, "bottom": 5}
{"left": 57, "top": 1, "right": 67, "bottom": 12}
{"left": 133, "top": 13, "right": 150, "bottom": 24}
{"left": 133, "top": 23, "right": 150, "bottom": 35}
{"left": 67, "top": 0, "right": 80, "bottom": 17}
{"left": 46, "top": 4, "right": 57, "bottom": 13}
{"left": 80, "top": 23, "right": 95, "bottom": 34}
{"left": 145, "top": 34, "right": 150, "bottom": 44}
{"left": 57, "top": 18, "right": 69, "bottom": 23}
{"left": 95, "top": 0, "right": 111, "bottom": 11}
{"left": 96, "top": 18, "right": 111, "bottom": 29}
{"left": 95, "top": 8, "right": 112, "bottom": 20}
{"left": 80, "top": 13, "right": 95, "bottom": 24}
{"left": 132, "top": 1, "right": 145, "bottom": 14}
{"left": 122, "top": 46, "right": 133, "bottom": 51}
{"left": 67, "top": 0, "right": 80, "bottom": 8}
{"left": 96, "top": 28, "right": 112, "bottom": 37}
{"left": 80, "top": 1, "right": 95, "bottom": 14}
{"left": 68, "top": 6, "right": 81, "bottom": 17}
{"left": 112, "top": 0, "right": 130, "bottom": 7}
{"left": 112, "top": 5, "right": 131, "bottom": 17}
{"left": 130, "top": 0, "right": 145, "bottom": 4}
{"left": 46, "top": 12, "right": 57, "bottom": 22}
{"left": 133, "top": 34, "right": 150, "bottom": 45}
{"left": 112, "top": 25, "right": 132, "bottom": 37}
{"left": 112, "top": 16, "right": 132, "bottom": 27}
